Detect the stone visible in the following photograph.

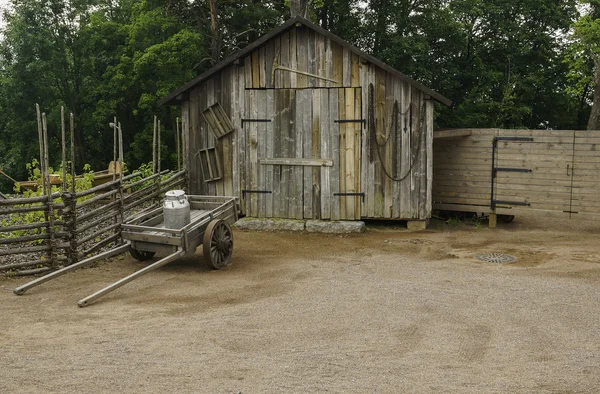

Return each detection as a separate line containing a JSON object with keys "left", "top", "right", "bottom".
{"left": 233, "top": 218, "right": 305, "bottom": 232}
{"left": 406, "top": 220, "right": 428, "bottom": 232}
{"left": 305, "top": 220, "right": 365, "bottom": 234}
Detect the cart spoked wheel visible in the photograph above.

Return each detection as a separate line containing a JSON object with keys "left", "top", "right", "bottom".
{"left": 203, "top": 219, "right": 233, "bottom": 270}
{"left": 129, "top": 248, "right": 156, "bottom": 261}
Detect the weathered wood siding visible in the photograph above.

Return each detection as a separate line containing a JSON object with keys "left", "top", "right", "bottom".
{"left": 433, "top": 129, "right": 600, "bottom": 219}
{"left": 183, "top": 25, "right": 433, "bottom": 220}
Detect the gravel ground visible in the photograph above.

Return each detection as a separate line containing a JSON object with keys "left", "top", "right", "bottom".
{"left": 1, "top": 216, "right": 600, "bottom": 393}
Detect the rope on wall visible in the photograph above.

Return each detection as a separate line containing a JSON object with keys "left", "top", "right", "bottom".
{"left": 367, "top": 82, "right": 425, "bottom": 182}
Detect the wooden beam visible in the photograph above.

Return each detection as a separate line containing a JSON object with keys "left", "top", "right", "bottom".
{"left": 259, "top": 158, "right": 333, "bottom": 167}
{"left": 433, "top": 129, "right": 473, "bottom": 139}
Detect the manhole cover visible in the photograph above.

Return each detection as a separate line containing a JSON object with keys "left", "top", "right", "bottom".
{"left": 476, "top": 253, "right": 517, "bottom": 263}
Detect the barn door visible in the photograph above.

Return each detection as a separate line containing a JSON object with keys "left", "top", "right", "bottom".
{"left": 334, "top": 87, "right": 363, "bottom": 220}
{"left": 491, "top": 134, "right": 574, "bottom": 216}
{"left": 243, "top": 88, "right": 362, "bottom": 220}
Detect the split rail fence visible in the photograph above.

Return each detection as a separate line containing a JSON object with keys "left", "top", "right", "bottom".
{"left": 433, "top": 129, "right": 600, "bottom": 221}
{"left": 0, "top": 170, "right": 186, "bottom": 275}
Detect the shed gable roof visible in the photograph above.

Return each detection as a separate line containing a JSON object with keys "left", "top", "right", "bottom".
{"left": 159, "top": 16, "right": 452, "bottom": 106}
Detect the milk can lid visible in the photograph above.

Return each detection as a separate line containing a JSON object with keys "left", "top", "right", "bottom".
{"left": 165, "top": 190, "right": 186, "bottom": 198}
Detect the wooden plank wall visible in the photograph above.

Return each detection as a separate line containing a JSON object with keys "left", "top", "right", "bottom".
{"left": 184, "top": 25, "right": 432, "bottom": 220}
{"left": 433, "top": 129, "right": 600, "bottom": 219}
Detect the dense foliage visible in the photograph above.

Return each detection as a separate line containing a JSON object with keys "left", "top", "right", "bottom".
{"left": 0, "top": 0, "right": 598, "bottom": 193}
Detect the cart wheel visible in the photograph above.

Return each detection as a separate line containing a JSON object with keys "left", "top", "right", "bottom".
{"left": 498, "top": 214, "right": 515, "bottom": 223}
{"left": 129, "top": 248, "right": 156, "bottom": 261}
{"left": 203, "top": 219, "right": 234, "bottom": 270}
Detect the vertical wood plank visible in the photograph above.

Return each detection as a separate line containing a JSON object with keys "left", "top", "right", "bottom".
{"left": 332, "top": 41, "right": 343, "bottom": 88}
{"left": 342, "top": 47, "right": 351, "bottom": 87}
{"left": 205, "top": 78, "right": 216, "bottom": 196}
{"left": 181, "top": 99, "right": 190, "bottom": 188}
{"left": 392, "top": 75, "right": 402, "bottom": 218}
{"left": 294, "top": 89, "right": 305, "bottom": 219}
{"left": 221, "top": 68, "right": 233, "bottom": 197}
{"left": 252, "top": 50, "right": 260, "bottom": 88}
{"left": 189, "top": 88, "right": 199, "bottom": 194}
{"left": 290, "top": 27, "right": 297, "bottom": 88}
{"left": 265, "top": 40, "right": 275, "bottom": 89}
{"left": 238, "top": 68, "right": 247, "bottom": 214}
{"left": 249, "top": 89, "right": 259, "bottom": 216}
{"left": 280, "top": 32, "right": 290, "bottom": 89}
{"left": 259, "top": 46, "right": 266, "bottom": 89}
{"left": 289, "top": 89, "right": 299, "bottom": 218}
{"left": 302, "top": 89, "right": 313, "bottom": 219}
{"left": 325, "top": 37, "right": 333, "bottom": 88}
{"left": 374, "top": 68, "right": 386, "bottom": 217}
{"left": 338, "top": 88, "right": 347, "bottom": 219}
{"left": 317, "top": 32, "right": 325, "bottom": 88}
{"left": 213, "top": 75, "right": 224, "bottom": 197}
{"left": 244, "top": 55, "right": 252, "bottom": 89}
{"left": 281, "top": 89, "right": 291, "bottom": 218}
{"left": 273, "top": 36, "right": 281, "bottom": 88}
{"left": 410, "top": 86, "right": 421, "bottom": 218}
{"left": 384, "top": 72, "right": 394, "bottom": 218}
{"left": 425, "top": 98, "right": 434, "bottom": 219}
{"left": 230, "top": 66, "right": 239, "bottom": 198}
{"left": 308, "top": 29, "right": 317, "bottom": 88}
{"left": 399, "top": 81, "right": 412, "bottom": 219}
{"left": 320, "top": 89, "right": 331, "bottom": 219}
{"left": 330, "top": 89, "right": 340, "bottom": 220}
{"left": 359, "top": 61, "right": 370, "bottom": 217}
{"left": 243, "top": 91, "right": 251, "bottom": 214}
{"left": 265, "top": 89, "right": 275, "bottom": 217}
{"left": 312, "top": 89, "right": 321, "bottom": 219}
{"left": 417, "top": 91, "right": 427, "bottom": 219}
{"left": 345, "top": 87, "right": 356, "bottom": 219}
{"left": 257, "top": 90, "right": 267, "bottom": 217}
{"left": 272, "top": 90, "right": 282, "bottom": 218}
{"left": 296, "top": 26, "right": 308, "bottom": 88}
{"left": 365, "top": 66, "right": 375, "bottom": 218}
{"left": 354, "top": 87, "right": 362, "bottom": 219}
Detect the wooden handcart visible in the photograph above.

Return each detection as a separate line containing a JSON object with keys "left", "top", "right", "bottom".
{"left": 14, "top": 195, "right": 238, "bottom": 307}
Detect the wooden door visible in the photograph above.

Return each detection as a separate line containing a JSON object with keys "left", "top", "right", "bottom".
{"left": 493, "top": 134, "right": 573, "bottom": 216}
{"left": 244, "top": 88, "right": 362, "bottom": 220}
{"left": 335, "top": 87, "right": 363, "bottom": 220}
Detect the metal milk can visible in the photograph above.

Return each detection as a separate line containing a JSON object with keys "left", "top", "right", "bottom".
{"left": 163, "top": 190, "right": 191, "bottom": 230}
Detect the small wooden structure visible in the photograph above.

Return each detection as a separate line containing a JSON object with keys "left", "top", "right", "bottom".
{"left": 161, "top": 16, "right": 451, "bottom": 222}
{"left": 433, "top": 129, "right": 600, "bottom": 225}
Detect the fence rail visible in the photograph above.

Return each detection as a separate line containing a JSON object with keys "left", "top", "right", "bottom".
{"left": 0, "top": 170, "right": 187, "bottom": 275}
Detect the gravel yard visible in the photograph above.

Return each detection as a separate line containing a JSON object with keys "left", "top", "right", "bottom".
{"left": 1, "top": 216, "right": 600, "bottom": 393}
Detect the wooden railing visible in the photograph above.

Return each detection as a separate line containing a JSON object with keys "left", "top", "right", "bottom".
{"left": 0, "top": 170, "right": 187, "bottom": 275}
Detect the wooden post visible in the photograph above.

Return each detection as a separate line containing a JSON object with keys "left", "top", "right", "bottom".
{"left": 176, "top": 117, "right": 181, "bottom": 171}
{"left": 117, "top": 122, "right": 125, "bottom": 244}
{"left": 113, "top": 116, "right": 117, "bottom": 183}
{"left": 153, "top": 115, "right": 157, "bottom": 175}
{"left": 42, "top": 112, "right": 56, "bottom": 268}
{"left": 70, "top": 113, "right": 75, "bottom": 194}
{"left": 489, "top": 213, "right": 497, "bottom": 229}
{"left": 69, "top": 112, "right": 77, "bottom": 264}
{"left": 36, "top": 104, "right": 46, "bottom": 195}
{"left": 157, "top": 119, "right": 162, "bottom": 205}
{"left": 61, "top": 106, "right": 66, "bottom": 191}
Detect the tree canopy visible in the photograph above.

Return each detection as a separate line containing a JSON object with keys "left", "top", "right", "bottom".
{"left": 0, "top": 0, "right": 598, "bottom": 193}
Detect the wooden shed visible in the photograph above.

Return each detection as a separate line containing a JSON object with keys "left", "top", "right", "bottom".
{"left": 160, "top": 16, "right": 451, "bottom": 222}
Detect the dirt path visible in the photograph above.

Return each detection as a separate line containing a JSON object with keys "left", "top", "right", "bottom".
{"left": 1, "top": 217, "right": 600, "bottom": 393}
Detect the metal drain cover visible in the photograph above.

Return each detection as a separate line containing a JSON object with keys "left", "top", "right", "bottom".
{"left": 476, "top": 253, "right": 517, "bottom": 263}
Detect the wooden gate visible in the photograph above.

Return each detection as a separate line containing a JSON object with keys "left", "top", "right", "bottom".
{"left": 243, "top": 87, "right": 362, "bottom": 220}
{"left": 433, "top": 129, "right": 600, "bottom": 220}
